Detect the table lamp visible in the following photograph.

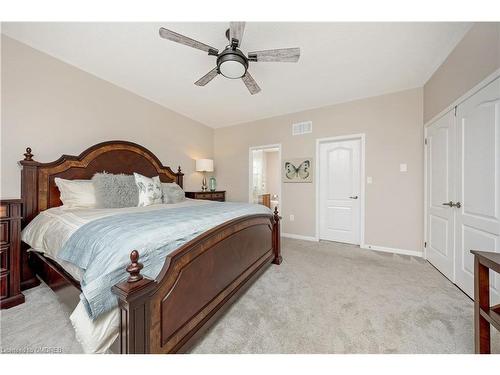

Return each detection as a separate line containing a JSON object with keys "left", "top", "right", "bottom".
{"left": 196, "top": 159, "right": 214, "bottom": 191}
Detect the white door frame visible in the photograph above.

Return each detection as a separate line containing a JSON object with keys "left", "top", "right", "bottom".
{"left": 248, "top": 144, "right": 282, "bottom": 209}
{"left": 423, "top": 67, "right": 500, "bottom": 260}
{"left": 315, "top": 134, "right": 366, "bottom": 244}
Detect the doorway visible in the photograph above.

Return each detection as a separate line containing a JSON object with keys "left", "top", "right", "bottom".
{"left": 316, "top": 135, "right": 365, "bottom": 244}
{"left": 249, "top": 144, "right": 281, "bottom": 210}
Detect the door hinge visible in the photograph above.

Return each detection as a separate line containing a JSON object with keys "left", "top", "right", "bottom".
{"left": 424, "top": 138, "right": 427, "bottom": 145}
{"left": 424, "top": 241, "right": 427, "bottom": 248}
{"left": 454, "top": 106, "right": 457, "bottom": 116}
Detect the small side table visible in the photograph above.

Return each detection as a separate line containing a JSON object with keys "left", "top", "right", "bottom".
{"left": 471, "top": 250, "right": 500, "bottom": 354}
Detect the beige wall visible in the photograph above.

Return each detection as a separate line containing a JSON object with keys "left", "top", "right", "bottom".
{"left": 215, "top": 88, "right": 424, "bottom": 252}
{"left": 1, "top": 35, "right": 214, "bottom": 198}
{"left": 424, "top": 23, "right": 500, "bottom": 123}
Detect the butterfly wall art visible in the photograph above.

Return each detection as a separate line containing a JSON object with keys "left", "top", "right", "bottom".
{"left": 283, "top": 158, "right": 313, "bottom": 183}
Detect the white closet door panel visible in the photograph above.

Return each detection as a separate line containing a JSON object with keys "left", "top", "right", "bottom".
{"left": 455, "top": 77, "right": 500, "bottom": 302}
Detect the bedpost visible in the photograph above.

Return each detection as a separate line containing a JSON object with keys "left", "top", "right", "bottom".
{"left": 19, "top": 147, "right": 43, "bottom": 290}
{"left": 176, "top": 166, "right": 184, "bottom": 189}
{"left": 112, "top": 250, "right": 154, "bottom": 354}
{"left": 272, "top": 206, "right": 282, "bottom": 265}
{"left": 19, "top": 147, "right": 39, "bottom": 225}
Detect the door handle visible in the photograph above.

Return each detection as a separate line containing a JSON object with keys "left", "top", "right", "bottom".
{"left": 349, "top": 196, "right": 358, "bottom": 199}
{"left": 442, "top": 201, "right": 461, "bottom": 208}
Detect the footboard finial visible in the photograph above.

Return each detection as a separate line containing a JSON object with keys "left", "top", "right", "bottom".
{"left": 24, "top": 147, "right": 34, "bottom": 161}
{"left": 126, "top": 250, "right": 144, "bottom": 282}
{"left": 273, "top": 206, "right": 280, "bottom": 220}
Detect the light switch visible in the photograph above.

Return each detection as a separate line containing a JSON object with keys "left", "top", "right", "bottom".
{"left": 400, "top": 163, "right": 407, "bottom": 172}
{"left": 367, "top": 176, "right": 373, "bottom": 184}
{"left": 289, "top": 214, "right": 295, "bottom": 221}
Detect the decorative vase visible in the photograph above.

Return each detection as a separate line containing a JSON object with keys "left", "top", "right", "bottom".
{"left": 209, "top": 177, "right": 217, "bottom": 192}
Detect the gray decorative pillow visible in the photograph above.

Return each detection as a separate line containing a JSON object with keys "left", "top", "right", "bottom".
{"left": 92, "top": 173, "right": 139, "bottom": 208}
{"left": 161, "top": 183, "right": 185, "bottom": 204}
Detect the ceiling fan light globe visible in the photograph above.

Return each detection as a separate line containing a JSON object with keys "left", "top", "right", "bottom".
{"left": 219, "top": 60, "right": 246, "bottom": 79}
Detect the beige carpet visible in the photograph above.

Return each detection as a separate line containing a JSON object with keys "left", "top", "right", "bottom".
{"left": 1, "top": 238, "right": 498, "bottom": 354}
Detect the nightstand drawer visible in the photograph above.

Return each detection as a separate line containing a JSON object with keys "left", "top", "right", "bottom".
{"left": 0, "top": 204, "right": 8, "bottom": 218}
{"left": 0, "top": 245, "right": 8, "bottom": 274}
{"left": 196, "top": 193, "right": 213, "bottom": 199}
{"left": 0, "top": 274, "right": 8, "bottom": 298}
{"left": 0, "top": 222, "right": 8, "bottom": 245}
{"left": 185, "top": 191, "right": 226, "bottom": 202}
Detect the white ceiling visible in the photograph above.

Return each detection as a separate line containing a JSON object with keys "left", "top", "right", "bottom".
{"left": 2, "top": 22, "right": 471, "bottom": 128}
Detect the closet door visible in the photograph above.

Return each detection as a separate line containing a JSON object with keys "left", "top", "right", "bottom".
{"left": 455, "top": 77, "right": 500, "bottom": 302}
{"left": 426, "top": 110, "right": 456, "bottom": 281}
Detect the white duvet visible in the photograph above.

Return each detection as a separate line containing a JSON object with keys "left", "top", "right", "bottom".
{"left": 21, "top": 199, "right": 211, "bottom": 353}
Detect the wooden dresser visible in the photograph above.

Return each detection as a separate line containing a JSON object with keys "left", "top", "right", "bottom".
{"left": 185, "top": 191, "right": 226, "bottom": 202}
{"left": 0, "top": 199, "right": 25, "bottom": 309}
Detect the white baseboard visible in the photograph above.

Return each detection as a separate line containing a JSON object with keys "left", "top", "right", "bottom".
{"left": 360, "top": 243, "right": 423, "bottom": 258}
{"left": 280, "top": 234, "right": 423, "bottom": 258}
{"left": 281, "top": 233, "right": 318, "bottom": 242}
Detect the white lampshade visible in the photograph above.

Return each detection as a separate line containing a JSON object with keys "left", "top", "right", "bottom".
{"left": 196, "top": 159, "right": 214, "bottom": 172}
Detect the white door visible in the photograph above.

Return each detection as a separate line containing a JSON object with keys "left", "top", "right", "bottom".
{"left": 426, "top": 110, "right": 456, "bottom": 281}
{"left": 455, "top": 77, "right": 500, "bottom": 302}
{"left": 319, "top": 139, "right": 361, "bottom": 244}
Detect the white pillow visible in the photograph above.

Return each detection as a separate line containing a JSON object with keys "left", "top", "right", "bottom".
{"left": 133, "top": 173, "right": 163, "bottom": 207}
{"left": 54, "top": 178, "right": 97, "bottom": 208}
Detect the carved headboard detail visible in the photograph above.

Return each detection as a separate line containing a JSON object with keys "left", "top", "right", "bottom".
{"left": 20, "top": 140, "right": 184, "bottom": 224}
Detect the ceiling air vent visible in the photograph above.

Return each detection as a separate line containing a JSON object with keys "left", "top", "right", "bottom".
{"left": 292, "top": 121, "right": 312, "bottom": 136}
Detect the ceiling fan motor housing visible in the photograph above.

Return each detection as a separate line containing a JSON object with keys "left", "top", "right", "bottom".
{"left": 217, "top": 47, "right": 249, "bottom": 79}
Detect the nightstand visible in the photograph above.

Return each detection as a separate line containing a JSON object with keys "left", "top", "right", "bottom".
{"left": 185, "top": 191, "right": 226, "bottom": 202}
{"left": 0, "top": 199, "right": 25, "bottom": 309}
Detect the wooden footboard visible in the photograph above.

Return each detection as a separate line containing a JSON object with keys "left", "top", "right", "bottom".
{"left": 111, "top": 208, "right": 282, "bottom": 354}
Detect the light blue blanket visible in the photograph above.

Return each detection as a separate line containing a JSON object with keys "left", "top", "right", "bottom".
{"left": 57, "top": 202, "right": 271, "bottom": 320}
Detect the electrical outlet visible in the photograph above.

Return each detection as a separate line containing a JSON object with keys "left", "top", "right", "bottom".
{"left": 400, "top": 163, "right": 407, "bottom": 172}
{"left": 289, "top": 214, "right": 295, "bottom": 221}
{"left": 367, "top": 176, "right": 373, "bottom": 184}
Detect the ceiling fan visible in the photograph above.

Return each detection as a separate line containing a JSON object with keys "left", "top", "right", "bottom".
{"left": 159, "top": 22, "right": 300, "bottom": 95}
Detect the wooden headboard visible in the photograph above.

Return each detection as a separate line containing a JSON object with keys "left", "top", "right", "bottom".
{"left": 20, "top": 140, "right": 184, "bottom": 224}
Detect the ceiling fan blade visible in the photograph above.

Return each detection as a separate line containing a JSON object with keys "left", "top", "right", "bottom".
{"left": 159, "top": 27, "right": 219, "bottom": 55}
{"left": 194, "top": 67, "right": 219, "bottom": 86}
{"left": 229, "top": 22, "right": 246, "bottom": 46}
{"left": 248, "top": 48, "right": 300, "bottom": 62}
{"left": 242, "top": 71, "right": 261, "bottom": 95}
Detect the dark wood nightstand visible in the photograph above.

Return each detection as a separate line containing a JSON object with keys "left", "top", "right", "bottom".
{"left": 185, "top": 191, "right": 226, "bottom": 202}
{"left": 0, "top": 199, "right": 25, "bottom": 309}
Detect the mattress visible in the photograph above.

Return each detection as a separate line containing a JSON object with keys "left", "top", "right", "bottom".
{"left": 22, "top": 198, "right": 212, "bottom": 263}
{"left": 21, "top": 199, "right": 213, "bottom": 353}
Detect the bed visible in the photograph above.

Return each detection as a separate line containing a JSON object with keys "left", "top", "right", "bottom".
{"left": 19, "top": 140, "right": 282, "bottom": 354}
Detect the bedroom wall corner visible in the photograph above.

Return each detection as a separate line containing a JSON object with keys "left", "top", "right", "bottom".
{"left": 423, "top": 22, "right": 500, "bottom": 123}
{"left": 1, "top": 35, "right": 214, "bottom": 198}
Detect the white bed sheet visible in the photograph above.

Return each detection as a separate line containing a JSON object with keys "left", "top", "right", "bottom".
{"left": 21, "top": 199, "right": 212, "bottom": 353}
